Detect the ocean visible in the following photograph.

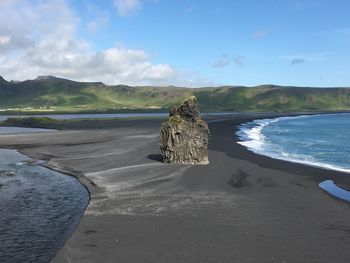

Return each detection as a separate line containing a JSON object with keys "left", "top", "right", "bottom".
{"left": 237, "top": 113, "right": 350, "bottom": 202}
{"left": 237, "top": 113, "right": 350, "bottom": 173}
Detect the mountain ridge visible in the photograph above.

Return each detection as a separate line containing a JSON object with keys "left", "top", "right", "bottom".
{"left": 1, "top": 75, "right": 350, "bottom": 112}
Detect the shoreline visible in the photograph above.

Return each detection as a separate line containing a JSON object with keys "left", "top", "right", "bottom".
{"left": 228, "top": 115, "right": 350, "bottom": 204}
{"left": 236, "top": 113, "right": 350, "bottom": 175}
{"left": 0, "top": 112, "right": 349, "bottom": 262}
{"left": 0, "top": 148, "right": 89, "bottom": 263}
{"left": 7, "top": 110, "right": 350, "bottom": 197}
{"left": 227, "top": 115, "right": 350, "bottom": 187}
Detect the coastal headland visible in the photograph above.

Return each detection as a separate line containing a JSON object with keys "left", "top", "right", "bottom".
{"left": 0, "top": 113, "right": 349, "bottom": 263}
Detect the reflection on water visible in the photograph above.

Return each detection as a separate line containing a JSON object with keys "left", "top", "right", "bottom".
{"left": 0, "top": 149, "right": 89, "bottom": 263}
{"left": 319, "top": 180, "right": 350, "bottom": 202}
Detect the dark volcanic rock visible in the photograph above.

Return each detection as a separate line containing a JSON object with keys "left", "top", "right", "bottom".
{"left": 160, "top": 96, "right": 209, "bottom": 164}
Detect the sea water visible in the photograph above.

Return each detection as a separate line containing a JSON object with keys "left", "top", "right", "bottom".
{"left": 237, "top": 113, "right": 350, "bottom": 201}
{"left": 237, "top": 113, "right": 350, "bottom": 173}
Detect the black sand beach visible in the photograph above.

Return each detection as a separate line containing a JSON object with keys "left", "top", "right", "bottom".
{"left": 0, "top": 114, "right": 349, "bottom": 263}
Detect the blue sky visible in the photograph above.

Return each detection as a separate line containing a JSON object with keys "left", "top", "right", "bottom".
{"left": 0, "top": 0, "right": 350, "bottom": 87}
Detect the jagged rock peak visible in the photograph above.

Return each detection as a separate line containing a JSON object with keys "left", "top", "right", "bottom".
{"left": 169, "top": 96, "right": 200, "bottom": 120}
{"left": 160, "top": 96, "right": 209, "bottom": 165}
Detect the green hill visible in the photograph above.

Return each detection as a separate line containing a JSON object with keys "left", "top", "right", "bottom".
{"left": 1, "top": 76, "right": 350, "bottom": 113}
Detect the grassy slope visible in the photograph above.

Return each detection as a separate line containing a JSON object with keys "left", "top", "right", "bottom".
{"left": 194, "top": 86, "right": 350, "bottom": 112}
{"left": 1, "top": 76, "right": 350, "bottom": 112}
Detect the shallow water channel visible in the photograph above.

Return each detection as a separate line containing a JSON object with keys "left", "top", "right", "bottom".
{"left": 0, "top": 146, "right": 89, "bottom": 262}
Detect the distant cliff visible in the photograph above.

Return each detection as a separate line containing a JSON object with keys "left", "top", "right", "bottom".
{"left": 1, "top": 76, "right": 350, "bottom": 112}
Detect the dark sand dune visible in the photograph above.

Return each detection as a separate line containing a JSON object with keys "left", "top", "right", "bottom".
{"left": 0, "top": 115, "right": 349, "bottom": 263}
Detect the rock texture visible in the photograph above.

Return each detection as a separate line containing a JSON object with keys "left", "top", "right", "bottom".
{"left": 160, "top": 96, "right": 209, "bottom": 164}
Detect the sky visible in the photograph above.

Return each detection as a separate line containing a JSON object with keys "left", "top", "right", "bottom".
{"left": 0, "top": 0, "right": 350, "bottom": 87}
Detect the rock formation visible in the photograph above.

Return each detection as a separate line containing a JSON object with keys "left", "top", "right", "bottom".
{"left": 160, "top": 96, "right": 209, "bottom": 164}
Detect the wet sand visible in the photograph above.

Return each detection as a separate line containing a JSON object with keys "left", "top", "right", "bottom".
{"left": 0, "top": 114, "right": 349, "bottom": 263}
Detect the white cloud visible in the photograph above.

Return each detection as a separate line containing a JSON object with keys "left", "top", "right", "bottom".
{"left": 0, "top": 36, "right": 10, "bottom": 45}
{"left": 213, "top": 54, "right": 244, "bottom": 68}
{"left": 213, "top": 54, "right": 232, "bottom": 68}
{"left": 279, "top": 53, "right": 329, "bottom": 65}
{"left": 113, "top": 0, "right": 141, "bottom": 16}
{"left": 0, "top": 0, "right": 184, "bottom": 86}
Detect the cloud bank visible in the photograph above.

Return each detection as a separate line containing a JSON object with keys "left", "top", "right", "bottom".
{"left": 0, "top": 0, "right": 197, "bottom": 86}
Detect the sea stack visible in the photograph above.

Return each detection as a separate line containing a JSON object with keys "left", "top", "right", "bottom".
{"left": 160, "top": 96, "right": 209, "bottom": 164}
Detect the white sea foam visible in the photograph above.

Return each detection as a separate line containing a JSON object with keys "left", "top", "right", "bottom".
{"left": 236, "top": 114, "right": 350, "bottom": 175}
{"left": 237, "top": 117, "right": 280, "bottom": 151}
